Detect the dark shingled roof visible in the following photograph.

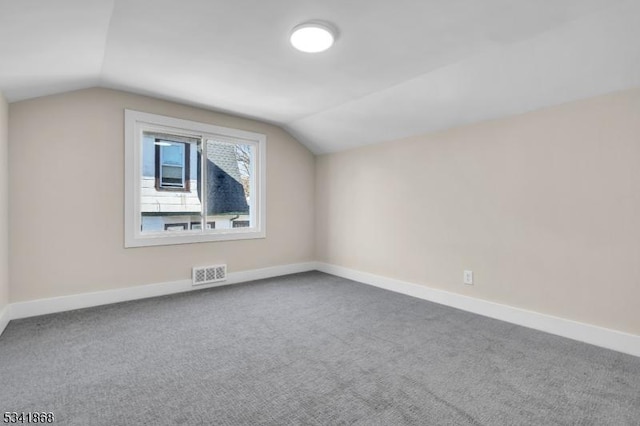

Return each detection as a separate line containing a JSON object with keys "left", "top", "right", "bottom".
{"left": 198, "top": 142, "right": 249, "bottom": 215}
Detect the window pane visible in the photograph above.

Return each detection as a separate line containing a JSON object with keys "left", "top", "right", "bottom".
{"left": 161, "top": 144, "right": 184, "bottom": 165}
{"left": 161, "top": 165, "right": 183, "bottom": 185}
{"left": 204, "top": 140, "right": 252, "bottom": 229}
{"left": 140, "top": 131, "right": 202, "bottom": 233}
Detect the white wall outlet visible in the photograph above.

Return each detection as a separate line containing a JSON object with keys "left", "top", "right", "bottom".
{"left": 463, "top": 270, "right": 473, "bottom": 285}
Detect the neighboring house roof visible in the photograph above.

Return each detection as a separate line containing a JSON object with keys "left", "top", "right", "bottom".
{"left": 200, "top": 142, "right": 249, "bottom": 215}
{"left": 206, "top": 141, "right": 244, "bottom": 183}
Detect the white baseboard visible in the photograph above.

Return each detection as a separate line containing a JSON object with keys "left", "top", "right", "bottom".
{"left": 0, "top": 304, "right": 10, "bottom": 337}
{"left": 10, "top": 262, "right": 317, "bottom": 320}
{"left": 315, "top": 262, "right": 640, "bottom": 358}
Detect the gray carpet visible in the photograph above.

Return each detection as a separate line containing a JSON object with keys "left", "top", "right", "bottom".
{"left": 1, "top": 272, "right": 639, "bottom": 425}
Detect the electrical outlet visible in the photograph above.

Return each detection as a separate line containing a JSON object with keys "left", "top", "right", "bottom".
{"left": 463, "top": 270, "right": 473, "bottom": 285}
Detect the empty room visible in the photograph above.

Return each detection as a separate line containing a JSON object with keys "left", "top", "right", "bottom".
{"left": 1, "top": 1, "right": 639, "bottom": 424}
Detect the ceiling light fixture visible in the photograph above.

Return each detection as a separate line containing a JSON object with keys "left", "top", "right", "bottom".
{"left": 290, "top": 21, "right": 336, "bottom": 53}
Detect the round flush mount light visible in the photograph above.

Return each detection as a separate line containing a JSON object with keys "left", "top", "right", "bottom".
{"left": 290, "top": 21, "right": 336, "bottom": 53}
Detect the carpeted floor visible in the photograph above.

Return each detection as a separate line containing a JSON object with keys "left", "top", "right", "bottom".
{"left": 1, "top": 271, "right": 639, "bottom": 425}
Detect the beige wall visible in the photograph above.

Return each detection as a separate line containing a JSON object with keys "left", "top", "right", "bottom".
{"left": 0, "top": 92, "right": 8, "bottom": 311}
{"left": 316, "top": 88, "right": 640, "bottom": 335}
{"left": 9, "top": 88, "right": 315, "bottom": 302}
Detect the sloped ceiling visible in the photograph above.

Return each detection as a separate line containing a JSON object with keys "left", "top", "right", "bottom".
{"left": 1, "top": 0, "right": 639, "bottom": 153}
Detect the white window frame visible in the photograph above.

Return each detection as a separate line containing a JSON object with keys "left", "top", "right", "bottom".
{"left": 124, "top": 110, "right": 266, "bottom": 248}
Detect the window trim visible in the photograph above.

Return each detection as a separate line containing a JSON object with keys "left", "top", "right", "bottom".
{"left": 124, "top": 110, "right": 266, "bottom": 248}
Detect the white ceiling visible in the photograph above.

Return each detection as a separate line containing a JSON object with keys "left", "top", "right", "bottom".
{"left": 1, "top": 0, "right": 639, "bottom": 153}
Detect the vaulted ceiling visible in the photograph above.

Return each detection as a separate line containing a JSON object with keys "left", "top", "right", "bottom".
{"left": 1, "top": 0, "right": 639, "bottom": 153}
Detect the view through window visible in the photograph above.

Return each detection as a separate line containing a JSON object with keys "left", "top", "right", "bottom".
{"left": 141, "top": 133, "right": 253, "bottom": 234}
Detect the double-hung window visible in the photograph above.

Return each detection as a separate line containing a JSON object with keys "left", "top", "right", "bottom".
{"left": 124, "top": 110, "right": 266, "bottom": 247}
{"left": 157, "top": 141, "right": 189, "bottom": 191}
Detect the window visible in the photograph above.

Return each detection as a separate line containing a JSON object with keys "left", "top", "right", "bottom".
{"left": 164, "top": 223, "right": 188, "bottom": 231}
{"left": 125, "top": 110, "right": 266, "bottom": 247}
{"left": 156, "top": 141, "right": 190, "bottom": 191}
{"left": 190, "top": 221, "right": 215, "bottom": 230}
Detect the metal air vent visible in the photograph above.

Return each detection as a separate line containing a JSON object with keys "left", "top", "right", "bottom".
{"left": 192, "top": 264, "right": 227, "bottom": 286}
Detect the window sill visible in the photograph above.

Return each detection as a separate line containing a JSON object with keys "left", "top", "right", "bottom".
{"left": 125, "top": 229, "right": 266, "bottom": 248}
